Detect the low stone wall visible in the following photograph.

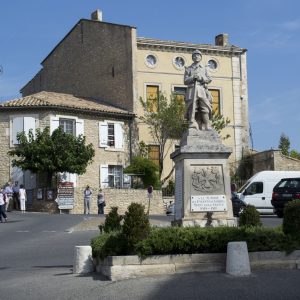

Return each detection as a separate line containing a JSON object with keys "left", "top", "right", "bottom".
{"left": 95, "top": 250, "right": 300, "bottom": 281}
{"left": 26, "top": 187, "right": 164, "bottom": 215}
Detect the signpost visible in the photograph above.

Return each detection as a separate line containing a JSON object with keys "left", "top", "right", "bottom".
{"left": 147, "top": 185, "right": 153, "bottom": 215}
{"left": 57, "top": 182, "right": 74, "bottom": 211}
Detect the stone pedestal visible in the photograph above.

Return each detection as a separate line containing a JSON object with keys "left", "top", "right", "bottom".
{"left": 170, "top": 128, "right": 236, "bottom": 227}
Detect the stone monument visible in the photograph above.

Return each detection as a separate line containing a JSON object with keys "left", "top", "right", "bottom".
{"left": 170, "top": 49, "right": 236, "bottom": 227}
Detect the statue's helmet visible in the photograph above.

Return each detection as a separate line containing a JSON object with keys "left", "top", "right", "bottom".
{"left": 192, "top": 49, "right": 202, "bottom": 57}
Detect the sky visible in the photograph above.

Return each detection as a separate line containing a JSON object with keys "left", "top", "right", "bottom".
{"left": 1, "top": 0, "right": 300, "bottom": 152}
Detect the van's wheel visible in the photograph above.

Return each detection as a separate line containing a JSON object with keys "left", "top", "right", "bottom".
{"left": 276, "top": 211, "right": 283, "bottom": 218}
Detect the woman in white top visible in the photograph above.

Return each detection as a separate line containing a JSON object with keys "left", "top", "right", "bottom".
{"left": 19, "top": 184, "right": 27, "bottom": 213}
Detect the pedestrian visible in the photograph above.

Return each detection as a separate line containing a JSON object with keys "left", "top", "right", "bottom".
{"left": 4, "top": 182, "right": 13, "bottom": 212}
{"left": 83, "top": 185, "right": 92, "bottom": 214}
{"left": 19, "top": 184, "right": 27, "bottom": 213}
{"left": 12, "top": 182, "right": 20, "bottom": 210}
{"left": 97, "top": 188, "right": 105, "bottom": 215}
{"left": 0, "top": 188, "right": 8, "bottom": 222}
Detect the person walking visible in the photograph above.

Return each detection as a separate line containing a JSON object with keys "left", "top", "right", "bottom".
{"left": 83, "top": 185, "right": 92, "bottom": 214}
{"left": 97, "top": 189, "right": 105, "bottom": 215}
{"left": 19, "top": 184, "right": 27, "bottom": 213}
{"left": 0, "top": 188, "right": 8, "bottom": 222}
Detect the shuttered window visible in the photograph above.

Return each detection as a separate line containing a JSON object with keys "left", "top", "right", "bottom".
{"left": 146, "top": 85, "right": 159, "bottom": 112}
{"left": 99, "top": 121, "right": 124, "bottom": 150}
{"left": 173, "top": 86, "right": 187, "bottom": 103}
{"left": 11, "top": 115, "right": 36, "bottom": 145}
{"left": 209, "top": 89, "right": 220, "bottom": 114}
{"left": 148, "top": 145, "right": 160, "bottom": 167}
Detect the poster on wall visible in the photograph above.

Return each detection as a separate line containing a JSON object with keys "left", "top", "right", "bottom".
{"left": 37, "top": 188, "right": 43, "bottom": 200}
{"left": 57, "top": 183, "right": 74, "bottom": 209}
{"left": 47, "top": 190, "right": 54, "bottom": 200}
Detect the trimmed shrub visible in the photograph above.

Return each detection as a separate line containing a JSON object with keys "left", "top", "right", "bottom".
{"left": 239, "top": 205, "right": 261, "bottom": 227}
{"left": 102, "top": 206, "right": 123, "bottom": 233}
{"left": 122, "top": 202, "right": 151, "bottom": 253}
{"left": 91, "top": 231, "right": 126, "bottom": 259}
{"left": 136, "top": 226, "right": 295, "bottom": 258}
{"left": 283, "top": 200, "right": 300, "bottom": 239}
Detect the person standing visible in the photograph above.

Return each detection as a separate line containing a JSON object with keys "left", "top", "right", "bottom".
{"left": 97, "top": 189, "right": 105, "bottom": 215}
{"left": 19, "top": 184, "right": 27, "bottom": 213}
{"left": 83, "top": 185, "right": 92, "bottom": 214}
{"left": 4, "top": 182, "right": 13, "bottom": 212}
{"left": 0, "top": 188, "right": 8, "bottom": 222}
{"left": 12, "top": 182, "right": 20, "bottom": 210}
{"left": 184, "top": 49, "right": 213, "bottom": 131}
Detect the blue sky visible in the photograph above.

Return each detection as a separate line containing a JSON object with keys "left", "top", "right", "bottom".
{"left": 1, "top": 0, "right": 299, "bottom": 152}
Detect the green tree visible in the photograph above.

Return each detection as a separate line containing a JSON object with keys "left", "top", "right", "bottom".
{"left": 290, "top": 149, "right": 300, "bottom": 160}
{"left": 124, "top": 156, "right": 160, "bottom": 189}
{"left": 278, "top": 133, "right": 290, "bottom": 156}
{"left": 140, "top": 93, "right": 187, "bottom": 181}
{"left": 8, "top": 127, "right": 95, "bottom": 185}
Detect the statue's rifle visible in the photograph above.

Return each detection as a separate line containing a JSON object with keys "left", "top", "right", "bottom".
{"left": 189, "top": 78, "right": 198, "bottom": 129}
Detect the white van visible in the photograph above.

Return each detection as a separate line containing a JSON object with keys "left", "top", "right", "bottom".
{"left": 237, "top": 171, "right": 300, "bottom": 214}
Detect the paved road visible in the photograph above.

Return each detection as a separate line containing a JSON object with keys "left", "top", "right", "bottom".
{"left": 1, "top": 212, "right": 297, "bottom": 300}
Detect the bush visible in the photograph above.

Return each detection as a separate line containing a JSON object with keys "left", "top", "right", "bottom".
{"left": 91, "top": 231, "right": 127, "bottom": 259}
{"left": 122, "top": 203, "right": 151, "bottom": 253}
{"left": 283, "top": 200, "right": 300, "bottom": 239}
{"left": 239, "top": 205, "right": 261, "bottom": 227}
{"left": 136, "top": 226, "right": 296, "bottom": 257}
{"left": 102, "top": 206, "right": 123, "bottom": 233}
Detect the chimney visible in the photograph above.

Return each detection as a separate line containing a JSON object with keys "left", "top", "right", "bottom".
{"left": 91, "top": 9, "right": 102, "bottom": 21}
{"left": 215, "top": 33, "right": 229, "bottom": 47}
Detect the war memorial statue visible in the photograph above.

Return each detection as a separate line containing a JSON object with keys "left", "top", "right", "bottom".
{"left": 184, "top": 49, "right": 213, "bottom": 131}
{"left": 170, "top": 50, "right": 236, "bottom": 227}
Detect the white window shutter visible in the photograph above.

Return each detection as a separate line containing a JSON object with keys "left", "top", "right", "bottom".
{"left": 50, "top": 116, "right": 60, "bottom": 135}
{"left": 12, "top": 116, "right": 24, "bottom": 144}
{"left": 114, "top": 123, "right": 124, "bottom": 149}
{"left": 100, "top": 164, "right": 109, "bottom": 188}
{"left": 99, "top": 121, "right": 108, "bottom": 147}
{"left": 24, "top": 116, "right": 36, "bottom": 139}
{"left": 76, "top": 119, "right": 84, "bottom": 137}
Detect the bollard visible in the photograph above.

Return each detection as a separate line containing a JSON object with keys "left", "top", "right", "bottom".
{"left": 226, "top": 241, "right": 251, "bottom": 276}
{"left": 73, "top": 245, "right": 93, "bottom": 274}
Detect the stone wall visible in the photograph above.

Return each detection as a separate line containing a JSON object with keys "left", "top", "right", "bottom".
{"left": 252, "top": 150, "right": 300, "bottom": 174}
{"left": 21, "top": 20, "right": 136, "bottom": 112}
{"left": 26, "top": 187, "right": 164, "bottom": 215}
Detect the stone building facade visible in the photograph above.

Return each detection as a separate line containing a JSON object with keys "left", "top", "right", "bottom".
{"left": 252, "top": 150, "right": 300, "bottom": 174}
{"left": 20, "top": 11, "right": 249, "bottom": 179}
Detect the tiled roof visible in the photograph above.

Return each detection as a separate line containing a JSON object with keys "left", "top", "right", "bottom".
{"left": 0, "top": 91, "right": 133, "bottom": 117}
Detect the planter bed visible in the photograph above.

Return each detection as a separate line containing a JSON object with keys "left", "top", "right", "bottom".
{"left": 94, "top": 250, "right": 300, "bottom": 281}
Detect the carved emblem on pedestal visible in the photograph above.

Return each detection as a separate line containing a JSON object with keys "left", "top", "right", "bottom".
{"left": 191, "top": 166, "right": 222, "bottom": 192}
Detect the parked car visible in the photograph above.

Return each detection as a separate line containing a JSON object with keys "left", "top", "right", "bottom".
{"left": 271, "top": 177, "right": 300, "bottom": 218}
{"left": 231, "top": 192, "right": 246, "bottom": 217}
{"left": 238, "top": 171, "right": 300, "bottom": 214}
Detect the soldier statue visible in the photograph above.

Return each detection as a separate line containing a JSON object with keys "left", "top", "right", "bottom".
{"left": 184, "top": 49, "right": 213, "bottom": 130}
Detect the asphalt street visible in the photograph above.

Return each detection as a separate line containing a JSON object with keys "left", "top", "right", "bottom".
{"left": 1, "top": 212, "right": 299, "bottom": 300}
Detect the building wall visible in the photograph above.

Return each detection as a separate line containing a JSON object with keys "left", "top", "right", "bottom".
{"left": 136, "top": 48, "right": 249, "bottom": 178}
{"left": 0, "top": 108, "right": 131, "bottom": 189}
{"left": 252, "top": 150, "right": 300, "bottom": 174}
{"left": 21, "top": 20, "right": 137, "bottom": 112}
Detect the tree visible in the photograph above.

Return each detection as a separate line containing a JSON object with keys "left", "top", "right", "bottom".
{"left": 140, "top": 92, "right": 230, "bottom": 183}
{"left": 278, "top": 133, "right": 290, "bottom": 156}
{"left": 139, "top": 93, "right": 187, "bottom": 182}
{"left": 290, "top": 149, "right": 300, "bottom": 160}
{"left": 123, "top": 156, "right": 160, "bottom": 189}
{"left": 8, "top": 127, "right": 95, "bottom": 185}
